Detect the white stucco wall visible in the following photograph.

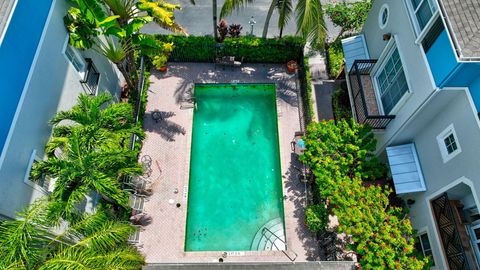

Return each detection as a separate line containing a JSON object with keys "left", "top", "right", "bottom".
{"left": 390, "top": 89, "right": 480, "bottom": 269}
{"left": 362, "top": 0, "right": 437, "bottom": 153}
{"left": 0, "top": 0, "right": 123, "bottom": 218}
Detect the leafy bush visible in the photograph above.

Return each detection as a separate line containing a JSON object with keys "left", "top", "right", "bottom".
{"left": 327, "top": 39, "right": 344, "bottom": 79}
{"left": 217, "top": 20, "right": 229, "bottom": 42}
{"left": 152, "top": 55, "right": 168, "bottom": 69}
{"left": 228, "top": 24, "right": 242, "bottom": 38}
{"left": 301, "top": 120, "right": 429, "bottom": 269}
{"left": 305, "top": 204, "right": 329, "bottom": 233}
{"left": 332, "top": 86, "right": 353, "bottom": 121}
{"left": 325, "top": 1, "right": 372, "bottom": 39}
{"left": 154, "top": 35, "right": 305, "bottom": 63}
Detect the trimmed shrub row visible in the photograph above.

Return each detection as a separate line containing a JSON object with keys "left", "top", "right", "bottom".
{"left": 154, "top": 35, "right": 305, "bottom": 63}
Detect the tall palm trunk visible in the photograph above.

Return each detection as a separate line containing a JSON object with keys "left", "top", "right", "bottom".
{"left": 262, "top": 0, "right": 277, "bottom": 38}
{"left": 279, "top": 27, "right": 284, "bottom": 38}
{"left": 213, "top": 0, "right": 218, "bottom": 40}
{"left": 116, "top": 61, "right": 135, "bottom": 91}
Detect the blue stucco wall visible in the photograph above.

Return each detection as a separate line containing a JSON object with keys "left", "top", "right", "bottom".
{"left": 425, "top": 30, "right": 459, "bottom": 86}
{"left": 0, "top": 0, "right": 53, "bottom": 155}
{"left": 426, "top": 30, "right": 480, "bottom": 110}
{"left": 467, "top": 77, "right": 480, "bottom": 111}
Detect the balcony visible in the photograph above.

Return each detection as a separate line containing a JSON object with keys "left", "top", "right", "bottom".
{"left": 348, "top": 60, "right": 395, "bottom": 129}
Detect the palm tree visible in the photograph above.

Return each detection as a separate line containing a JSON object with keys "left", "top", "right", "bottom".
{"left": 276, "top": 0, "right": 292, "bottom": 38}
{"left": 49, "top": 92, "right": 143, "bottom": 147}
{"left": 31, "top": 128, "right": 143, "bottom": 218}
{"left": 65, "top": 0, "right": 184, "bottom": 92}
{"left": 0, "top": 200, "right": 144, "bottom": 269}
{"left": 220, "top": 0, "right": 326, "bottom": 44}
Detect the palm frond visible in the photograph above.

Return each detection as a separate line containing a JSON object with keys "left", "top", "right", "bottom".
{"left": 137, "top": 0, "right": 185, "bottom": 33}
{"left": 85, "top": 246, "right": 145, "bottom": 269}
{"left": 295, "top": 0, "right": 326, "bottom": 45}
{"left": 102, "top": 0, "right": 137, "bottom": 22}
{"left": 276, "top": 0, "right": 293, "bottom": 32}
{"left": 71, "top": 220, "right": 135, "bottom": 251}
{"left": 220, "top": 0, "right": 252, "bottom": 18}
{"left": 94, "top": 37, "right": 132, "bottom": 64}
{"left": 0, "top": 201, "right": 52, "bottom": 268}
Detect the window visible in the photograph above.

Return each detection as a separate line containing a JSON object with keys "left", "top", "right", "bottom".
{"left": 436, "top": 124, "right": 461, "bottom": 163}
{"left": 375, "top": 47, "right": 409, "bottom": 114}
{"left": 63, "top": 36, "right": 86, "bottom": 77}
{"left": 410, "top": 0, "right": 438, "bottom": 31}
{"left": 378, "top": 4, "right": 389, "bottom": 29}
{"left": 415, "top": 232, "right": 435, "bottom": 265}
{"left": 24, "top": 149, "right": 50, "bottom": 192}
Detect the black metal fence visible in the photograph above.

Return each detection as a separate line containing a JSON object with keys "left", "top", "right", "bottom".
{"left": 349, "top": 59, "right": 395, "bottom": 129}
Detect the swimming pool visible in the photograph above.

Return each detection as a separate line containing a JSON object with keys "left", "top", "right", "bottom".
{"left": 185, "top": 84, "right": 285, "bottom": 252}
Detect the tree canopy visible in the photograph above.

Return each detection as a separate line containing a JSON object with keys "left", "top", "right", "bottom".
{"left": 324, "top": 0, "right": 372, "bottom": 40}
{"left": 301, "top": 120, "right": 430, "bottom": 269}
{"left": 0, "top": 200, "right": 144, "bottom": 269}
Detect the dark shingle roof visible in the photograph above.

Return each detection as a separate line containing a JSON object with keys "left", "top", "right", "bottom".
{"left": 438, "top": 0, "right": 480, "bottom": 59}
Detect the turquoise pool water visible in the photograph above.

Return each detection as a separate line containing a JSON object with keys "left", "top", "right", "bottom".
{"left": 185, "top": 84, "right": 285, "bottom": 251}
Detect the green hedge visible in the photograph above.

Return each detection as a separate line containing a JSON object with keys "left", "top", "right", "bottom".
{"left": 326, "top": 39, "right": 345, "bottom": 79}
{"left": 332, "top": 86, "right": 353, "bottom": 121}
{"left": 154, "top": 35, "right": 305, "bottom": 63}
{"left": 299, "top": 57, "right": 315, "bottom": 124}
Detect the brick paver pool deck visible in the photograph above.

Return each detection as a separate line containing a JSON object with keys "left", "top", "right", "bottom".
{"left": 137, "top": 63, "right": 319, "bottom": 263}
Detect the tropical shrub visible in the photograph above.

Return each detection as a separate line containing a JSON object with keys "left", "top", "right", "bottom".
{"left": 0, "top": 200, "right": 144, "bottom": 269}
{"left": 301, "top": 120, "right": 429, "bottom": 269}
{"left": 305, "top": 204, "right": 328, "bottom": 233}
{"left": 217, "top": 20, "right": 229, "bottom": 42}
{"left": 326, "top": 39, "right": 344, "bottom": 79}
{"left": 325, "top": 0, "right": 372, "bottom": 40}
{"left": 64, "top": 0, "right": 183, "bottom": 93}
{"left": 332, "top": 86, "right": 353, "bottom": 121}
{"left": 153, "top": 54, "right": 168, "bottom": 69}
{"left": 154, "top": 35, "right": 305, "bottom": 63}
{"left": 228, "top": 24, "right": 242, "bottom": 38}
{"left": 31, "top": 94, "right": 143, "bottom": 219}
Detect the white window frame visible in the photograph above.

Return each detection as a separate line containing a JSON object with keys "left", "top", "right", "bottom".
{"left": 62, "top": 35, "right": 86, "bottom": 78}
{"left": 24, "top": 149, "right": 48, "bottom": 193}
{"left": 372, "top": 39, "right": 412, "bottom": 115}
{"left": 406, "top": 0, "right": 440, "bottom": 41}
{"left": 416, "top": 228, "right": 435, "bottom": 266}
{"left": 436, "top": 124, "right": 461, "bottom": 163}
{"left": 378, "top": 4, "right": 389, "bottom": 30}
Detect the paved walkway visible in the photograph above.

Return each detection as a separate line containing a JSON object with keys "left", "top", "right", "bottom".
{"left": 138, "top": 63, "right": 319, "bottom": 263}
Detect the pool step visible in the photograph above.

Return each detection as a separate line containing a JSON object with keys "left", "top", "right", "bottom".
{"left": 250, "top": 218, "right": 286, "bottom": 251}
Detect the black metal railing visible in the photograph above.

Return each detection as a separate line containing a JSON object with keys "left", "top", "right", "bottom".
{"left": 81, "top": 58, "right": 100, "bottom": 95}
{"left": 349, "top": 59, "right": 395, "bottom": 129}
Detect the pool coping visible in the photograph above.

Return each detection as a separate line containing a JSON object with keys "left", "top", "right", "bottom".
{"left": 183, "top": 83, "right": 287, "bottom": 253}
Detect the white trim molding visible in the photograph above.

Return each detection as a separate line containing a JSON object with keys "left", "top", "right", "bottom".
{"left": 425, "top": 177, "right": 480, "bottom": 270}
{"left": 371, "top": 37, "right": 413, "bottom": 115}
{"left": 378, "top": 4, "right": 389, "bottom": 30}
{"left": 436, "top": 123, "right": 461, "bottom": 163}
{"left": 416, "top": 227, "right": 436, "bottom": 266}
{"left": 23, "top": 149, "right": 47, "bottom": 193}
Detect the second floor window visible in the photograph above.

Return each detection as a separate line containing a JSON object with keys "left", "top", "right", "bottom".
{"left": 63, "top": 36, "right": 86, "bottom": 78}
{"left": 376, "top": 47, "right": 409, "bottom": 114}
{"left": 410, "top": 0, "right": 438, "bottom": 31}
